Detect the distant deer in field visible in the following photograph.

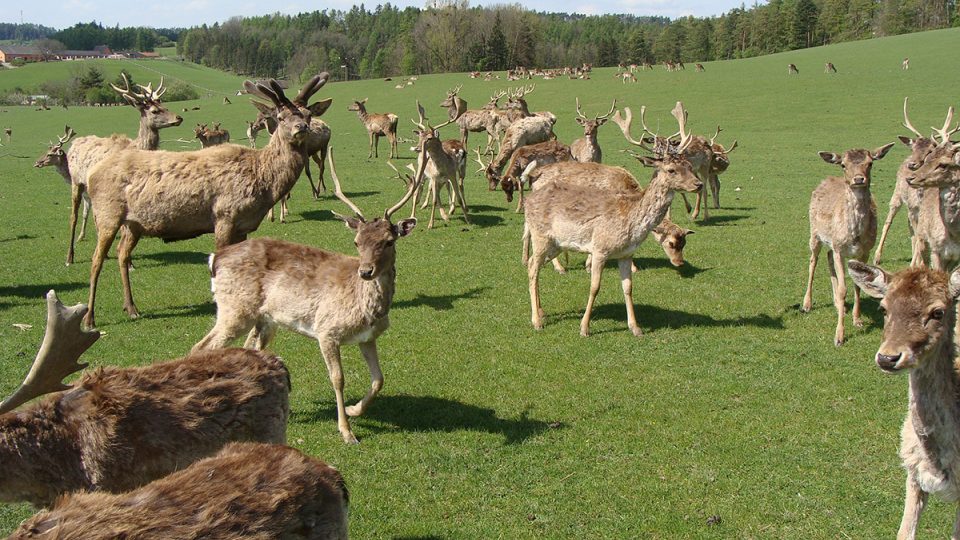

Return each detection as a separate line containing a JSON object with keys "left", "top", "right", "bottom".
{"left": 788, "top": 63, "right": 799, "bottom": 75}
{"left": 222, "top": 96, "right": 231, "bottom": 105}
{"left": 193, "top": 122, "right": 231, "bottom": 147}
{"left": 348, "top": 98, "right": 399, "bottom": 158}
{"left": 618, "top": 71, "right": 637, "bottom": 83}
{"left": 902, "top": 57, "right": 910, "bottom": 70}
{"left": 245, "top": 119, "right": 264, "bottom": 148}
{"left": 848, "top": 261, "right": 960, "bottom": 540}
{"left": 571, "top": 97, "right": 616, "bottom": 164}
{"left": 695, "top": 63, "right": 705, "bottom": 72}
{"left": 801, "top": 142, "right": 895, "bottom": 346}
{"left": 11, "top": 442, "right": 349, "bottom": 539}
{"left": 3, "top": 127, "right": 10, "bottom": 142}
{"left": 193, "top": 149, "right": 418, "bottom": 444}
{"left": 824, "top": 62, "right": 837, "bottom": 73}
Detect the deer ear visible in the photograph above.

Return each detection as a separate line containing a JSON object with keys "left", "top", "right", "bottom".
{"left": 575, "top": 117, "right": 587, "bottom": 126}
{"left": 950, "top": 267, "right": 960, "bottom": 299}
{"left": 818, "top": 151, "right": 841, "bottom": 165}
{"left": 332, "top": 212, "right": 363, "bottom": 230}
{"left": 309, "top": 98, "right": 333, "bottom": 117}
{"left": 872, "top": 142, "right": 895, "bottom": 160}
{"left": 636, "top": 156, "right": 659, "bottom": 168}
{"left": 847, "top": 261, "right": 890, "bottom": 299}
{"left": 597, "top": 118, "right": 609, "bottom": 126}
{"left": 898, "top": 135, "right": 914, "bottom": 146}
{"left": 394, "top": 218, "right": 417, "bottom": 237}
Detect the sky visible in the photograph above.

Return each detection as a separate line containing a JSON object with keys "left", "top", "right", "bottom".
{"left": 8, "top": 1, "right": 750, "bottom": 30}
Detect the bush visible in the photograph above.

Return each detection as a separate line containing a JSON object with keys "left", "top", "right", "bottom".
{"left": 161, "top": 81, "right": 199, "bottom": 102}
{"left": 11, "top": 58, "right": 26, "bottom": 67}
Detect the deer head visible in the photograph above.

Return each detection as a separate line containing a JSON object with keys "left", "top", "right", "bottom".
{"left": 247, "top": 73, "right": 330, "bottom": 135}
{"left": 849, "top": 262, "right": 960, "bottom": 372}
{"left": 0, "top": 291, "right": 100, "bottom": 415}
{"left": 818, "top": 144, "right": 895, "bottom": 189}
{"left": 708, "top": 126, "right": 738, "bottom": 173}
{"left": 110, "top": 73, "right": 182, "bottom": 128}
{"left": 483, "top": 90, "right": 507, "bottom": 110}
{"left": 574, "top": 98, "right": 617, "bottom": 137}
{"left": 242, "top": 79, "right": 311, "bottom": 147}
{"left": 347, "top": 98, "right": 368, "bottom": 114}
{"left": 34, "top": 126, "right": 76, "bottom": 169}
{"left": 412, "top": 99, "right": 464, "bottom": 152}
{"left": 904, "top": 103, "right": 960, "bottom": 188}
{"left": 616, "top": 102, "right": 701, "bottom": 192}
{"left": 328, "top": 148, "right": 417, "bottom": 281}
{"left": 439, "top": 85, "right": 465, "bottom": 117}
{"left": 193, "top": 123, "right": 207, "bottom": 138}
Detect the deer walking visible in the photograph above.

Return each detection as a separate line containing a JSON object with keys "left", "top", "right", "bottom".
{"left": 801, "top": 143, "right": 895, "bottom": 346}
{"left": 193, "top": 149, "right": 418, "bottom": 444}
{"left": 349, "top": 98, "right": 399, "bottom": 158}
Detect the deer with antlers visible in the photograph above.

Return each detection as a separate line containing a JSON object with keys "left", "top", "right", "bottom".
{"left": 483, "top": 86, "right": 557, "bottom": 193}
{"left": 440, "top": 85, "right": 503, "bottom": 156}
{"left": 476, "top": 140, "right": 572, "bottom": 211}
{"left": 348, "top": 97, "right": 399, "bottom": 159}
{"left": 10, "top": 442, "right": 348, "bottom": 539}
{"left": 571, "top": 98, "right": 616, "bottom": 163}
{"left": 405, "top": 100, "right": 470, "bottom": 229}
{"left": 59, "top": 75, "right": 182, "bottom": 266}
{"left": 524, "top": 102, "right": 703, "bottom": 336}
{"left": 192, "top": 149, "right": 418, "bottom": 444}
{"left": 245, "top": 119, "right": 264, "bottom": 148}
{"left": 0, "top": 291, "right": 290, "bottom": 508}
{"left": 801, "top": 141, "right": 895, "bottom": 346}
{"left": 34, "top": 126, "right": 87, "bottom": 240}
{"left": 81, "top": 78, "right": 315, "bottom": 328}
{"left": 193, "top": 122, "right": 231, "bottom": 147}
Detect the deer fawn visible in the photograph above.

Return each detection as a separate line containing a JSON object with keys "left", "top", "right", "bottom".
{"left": 801, "top": 142, "right": 895, "bottom": 346}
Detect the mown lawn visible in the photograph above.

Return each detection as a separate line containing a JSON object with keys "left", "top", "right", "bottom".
{"left": 1, "top": 26, "right": 959, "bottom": 538}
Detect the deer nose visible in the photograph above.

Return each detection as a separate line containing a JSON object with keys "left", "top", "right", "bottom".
{"left": 876, "top": 352, "right": 903, "bottom": 372}
{"left": 175, "top": 115, "right": 183, "bottom": 124}
{"left": 907, "top": 161, "right": 919, "bottom": 171}
{"left": 853, "top": 175, "right": 866, "bottom": 185}
{"left": 358, "top": 267, "right": 375, "bottom": 280}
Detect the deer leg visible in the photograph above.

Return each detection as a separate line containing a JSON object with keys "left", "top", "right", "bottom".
{"left": 66, "top": 183, "right": 83, "bottom": 266}
{"left": 116, "top": 225, "right": 142, "bottom": 319}
{"left": 801, "top": 237, "right": 821, "bottom": 313}
{"left": 79, "top": 189, "right": 91, "bottom": 241}
{"left": 695, "top": 185, "right": 709, "bottom": 220}
{"left": 243, "top": 318, "right": 277, "bottom": 350}
{"left": 852, "top": 255, "right": 866, "bottom": 328}
{"left": 618, "top": 258, "right": 642, "bottom": 336}
{"left": 681, "top": 193, "right": 693, "bottom": 214}
{"left": 952, "top": 503, "right": 960, "bottom": 540}
{"left": 875, "top": 198, "right": 901, "bottom": 264}
{"left": 528, "top": 239, "right": 550, "bottom": 330}
{"left": 709, "top": 173, "right": 720, "bottom": 209}
{"left": 452, "top": 174, "right": 470, "bottom": 224}
{"left": 829, "top": 249, "right": 846, "bottom": 346}
{"left": 345, "top": 341, "right": 383, "bottom": 417}
{"left": 897, "top": 475, "right": 926, "bottom": 540}
{"left": 521, "top": 223, "right": 530, "bottom": 265}
{"left": 213, "top": 222, "right": 236, "bottom": 250}
{"left": 580, "top": 253, "right": 606, "bottom": 337}
{"left": 318, "top": 339, "right": 358, "bottom": 444}
{"left": 315, "top": 147, "right": 328, "bottom": 194}
{"left": 280, "top": 194, "right": 290, "bottom": 224}
{"left": 368, "top": 133, "right": 376, "bottom": 158}
{"left": 192, "top": 310, "right": 255, "bottom": 353}
{"left": 390, "top": 132, "right": 398, "bottom": 159}
{"left": 84, "top": 217, "right": 122, "bottom": 329}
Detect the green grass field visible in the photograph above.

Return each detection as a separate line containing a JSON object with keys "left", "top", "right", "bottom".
{"left": 1, "top": 27, "right": 960, "bottom": 538}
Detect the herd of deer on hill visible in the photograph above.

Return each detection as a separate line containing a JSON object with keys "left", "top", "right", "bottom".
{"left": 8, "top": 53, "right": 960, "bottom": 537}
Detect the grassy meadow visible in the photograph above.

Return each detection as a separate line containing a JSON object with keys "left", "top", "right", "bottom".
{"left": 2, "top": 27, "right": 960, "bottom": 538}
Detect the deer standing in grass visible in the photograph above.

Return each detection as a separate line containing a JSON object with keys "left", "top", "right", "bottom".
{"left": 408, "top": 100, "right": 469, "bottom": 229}
{"left": 800, "top": 142, "right": 895, "bottom": 346}
{"left": 81, "top": 79, "right": 312, "bottom": 328}
{"left": 61, "top": 76, "right": 182, "bottom": 266}
{"left": 848, "top": 261, "right": 960, "bottom": 540}
{"left": 788, "top": 63, "right": 800, "bottom": 75}
{"left": 570, "top": 98, "right": 616, "bottom": 163}
{"left": 484, "top": 87, "right": 556, "bottom": 192}
{"left": 192, "top": 149, "right": 418, "bottom": 444}
{"left": 440, "top": 85, "right": 502, "bottom": 155}
{"left": 824, "top": 62, "right": 837, "bottom": 73}
{"left": 476, "top": 140, "right": 572, "bottom": 211}
{"left": 194, "top": 122, "right": 231, "bottom": 147}
{"left": 0, "top": 291, "right": 290, "bottom": 508}
{"left": 524, "top": 102, "right": 703, "bottom": 336}
{"left": 348, "top": 98, "right": 399, "bottom": 158}
{"left": 34, "top": 127, "right": 83, "bottom": 232}
{"left": 707, "top": 130, "right": 738, "bottom": 210}
{"left": 10, "top": 442, "right": 349, "bottom": 539}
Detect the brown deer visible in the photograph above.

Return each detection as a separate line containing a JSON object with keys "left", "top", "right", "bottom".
{"left": 193, "top": 122, "right": 231, "bottom": 147}
{"left": 441, "top": 86, "right": 502, "bottom": 156}
{"left": 524, "top": 102, "right": 703, "bottom": 336}
{"left": 81, "top": 79, "right": 313, "bottom": 328}
{"left": 0, "top": 291, "right": 290, "bottom": 508}
{"left": 34, "top": 126, "right": 89, "bottom": 249}
{"left": 62, "top": 75, "right": 182, "bottom": 266}
{"left": 245, "top": 119, "right": 264, "bottom": 148}
{"left": 192, "top": 149, "right": 417, "bottom": 444}
{"left": 476, "top": 140, "right": 573, "bottom": 211}
{"left": 408, "top": 100, "right": 469, "bottom": 228}
{"left": 10, "top": 442, "right": 348, "bottom": 539}
{"left": 484, "top": 87, "right": 556, "bottom": 192}
{"left": 3, "top": 127, "right": 10, "bottom": 142}
{"left": 824, "top": 62, "right": 837, "bottom": 73}
{"left": 695, "top": 63, "right": 705, "bottom": 72}
{"left": 800, "top": 142, "right": 895, "bottom": 346}
{"left": 788, "top": 63, "right": 800, "bottom": 75}
{"left": 707, "top": 130, "right": 738, "bottom": 210}
{"left": 847, "top": 261, "right": 960, "bottom": 540}
{"left": 348, "top": 97, "right": 399, "bottom": 158}
{"left": 570, "top": 98, "right": 616, "bottom": 164}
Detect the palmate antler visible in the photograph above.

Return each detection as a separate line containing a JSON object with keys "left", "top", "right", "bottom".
{"left": 671, "top": 101, "right": 693, "bottom": 153}
{"left": 932, "top": 105, "right": 960, "bottom": 144}
{"left": 0, "top": 291, "right": 100, "bottom": 415}
{"left": 611, "top": 106, "right": 656, "bottom": 152}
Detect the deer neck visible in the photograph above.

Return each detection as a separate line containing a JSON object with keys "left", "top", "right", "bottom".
{"left": 355, "top": 107, "right": 369, "bottom": 123}
{"left": 358, "top": 261, "right": 397, "bottom": 320}
{"left": 255, "top": 134, "right": 306, "bottom": 203}
{"left": 938, "top": 186, "right": 960, "bottom": 232}
{"left": 135, "top": 121, "right": 161, "bottom": 151}
{"left": 907, "top": 328, "right": 960, "bottom": 475}
{"left": 55, "top": 160, "right": 72, "bottom": 185}
{"left": 423, "top": 139, "right": 451, "bottom": 169}
{"left": 629, "top": 175, "right": 675, "bottom": 238}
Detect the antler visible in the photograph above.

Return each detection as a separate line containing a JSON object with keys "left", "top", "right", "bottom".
{"left": 447, "top": 84, "right": 463, "bottom": 96}
{"left": 0, "top": 291, "right": 100, "bottom": 415}
{"left": 386, "top": 161, "right": 413, "bottom": 186}
{"left": 57, "top": 125, "right": 76, "bottom": 147}
{"left": 611, "top": 107, "right": 655, "bottom": 152}
{"left": 326, "top": 147, "right": 366, "bottom": 220}
{"left": 136, "top": 78, "right": 166, "bottom": 102}
{"left": 932, "top": 106, "right": 959, "bottom": 144}
{"left": 414, "top": 99, "right": 463, "bottom": 132}
{"left": 385, "top": 156, "right": 419, "bottom": 219}
{"left": 671, "top": 101, "right": 693, "bottom": 153}
{"left": 709, "top": 125, "right": 722, "bottom": 146}
{"left": 110, "top": 72, "right": 144, "bottom": 106}
{"left": 473, "top": 146, "right": 489, "bottom": 173}
{"left": 901, "top": 97, "right": 924, "bottom": 139}
{"left": 293, "top": 72, "right": 329, "bottom": 105}
{"left": 575, "top": 97, "right": 587, "bottom": 120}
{"left": 597, "top": 99, "right": 617, "bottom": 121}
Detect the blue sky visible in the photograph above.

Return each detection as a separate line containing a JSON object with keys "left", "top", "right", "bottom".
{"left": 9, "top": 1, "right": 749, "bottom": 30}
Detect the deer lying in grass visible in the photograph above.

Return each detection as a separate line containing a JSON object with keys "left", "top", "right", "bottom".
{"left": 193, "top": 149, "right": 417, "bottom": 444}
{"left": 570, "top": 98, "right": 616, "bottom": 163}
{"left": 61, "top": 76, "right": 182, "bottom": 266}
{"left": 349, "top": 97, "right": 399, "bottom": 158}
{"left": 0, "top": 291, "right": 290, "bottom": 508}
{"left": 193, "top": 122, "right": 231, "bottom": 147}
{"left": 524, "top": 102, "right": 702, "bottom": 336}
{"left": 10, "top": 442, "right": 348, "bottom": 539}
{"left": 800, "top": 142, "right": 895, "bottom": 346}
{"left": 82, "top": 78, "right": 312, "bottom": 328}
{"left": 848, "top": 261, "right": 960, "bottom": 540}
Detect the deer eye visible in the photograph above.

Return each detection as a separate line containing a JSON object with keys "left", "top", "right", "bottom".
{"left": 931, "top": 308, "right": 945, "bottom": 321}
{"left": 385, "top": 240, "right": 395, "bottom": 247}
{"left": 354, "top": 241, "right": 359, "bottom": 247}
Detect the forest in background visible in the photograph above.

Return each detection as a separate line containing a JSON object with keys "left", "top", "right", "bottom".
{"left": 2, "top": 0, "right": 957, "bottom": 82}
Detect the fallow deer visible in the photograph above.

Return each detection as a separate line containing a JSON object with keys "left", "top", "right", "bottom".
{"left": 848, "top": 261, "right": 960, "bottom": 540}
{"left": 348, "top": 98, "right": 399, "bottom": 158}
{"left": 192, "top": 149, "right": 418, "bottom": 444}
{"left": 10, "top": 442, "right": 348, "bottom": 539}
{"left": 902, "top": 57, "right": 910, "bottom": 70}
{"left": 524, "top": 102, "right": 703, "bottom": 336}
{"left": 824, "top": 62, "right": 837, "bottom": 73}
{"left": 695, "top": 63, "right": 705, "bottom": 72}
{"left": 484, "top": 87, "right": 556, "bottom": 192}
{"left": 800, "top": 142, "right": 895, "bottom": 346}
{"left": 476, "top": 140, "right": 572, "bottom": 211}
{"left": 245, "top": 119, "right": 264, "bottom": 148}
{"left": 3, "top": 127, "right": 10, "bottom": 142}
{"left": 34, "top": 127, "right": 90, "bottom": 253}
{"left": 440, "top": 85, "right": 501, "bottom": 156}
{"left": 408, "top": 100, "right": 469, "bottom": 228}
{"left": 82, "top": 78, "right": 314, "bottom": 328}
{"left": 570, "top": 98, "right": 616, "bottom": 164}
{"left": 707, "top": 130, "right": 738, "bottom": 210}
{"left": 0, "top": 291, "right": 290, "bottom": 508}
{"left": 788, "top": 63, "right": 800, "bottom": 75}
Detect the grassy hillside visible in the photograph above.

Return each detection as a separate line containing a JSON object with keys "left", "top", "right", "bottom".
{"left": 1, "top": 26, "right": 959, "bottom": 538}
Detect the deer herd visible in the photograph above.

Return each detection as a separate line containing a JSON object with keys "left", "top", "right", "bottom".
{"left": 10, "top": 58, "right": 960, "bottom": 537}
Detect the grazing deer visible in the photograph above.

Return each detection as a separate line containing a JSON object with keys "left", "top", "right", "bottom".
{"left": 348, "top": 98, "right": 399, "bottom": 158}
{"left": 800, "top": 142, "right": 895, "bottom": 346}
{"left": 570, "top": 98, "right": 616, "bottom": 164}
{"left": 788, "top": 63, "right": 799, "bottom": 75}
{"left": 524, "top": 102, "right": 703, "bottom": 336}
{"left": 824, "top": 62, "right": 837, "bottom": 73}
{"left": 477, "top": 140, "right": 573, "bottom": 211}
{"left": 902, "top": 57, "right": 910, "bottom": 70}
{"left": 847, "top": 261, "right": 960, "bottom": 540}
{"left": 192, "top": 149, "right": 417, "bottom": 444}
{"left": 10, "top": 442, "right": 348, "bottom": 539}
{"left": 63, "top": 75, "right": 182, "bottom": 266}
{"left": 695, "top": 63, "right": 705, "bottom": 72}
{"left": 408, "top": 100, "right": 469, "bottom": 229}
{"left": 193, "top": 122, "right": 231, "bottom": 147}
{"left": 82, "top": 78, "right": 313, "bottom": 328}
{"left": 0, "top": 291, "right": 290, "bottom": 508}
{"left": 874, "top": 98, "right": 949, "bottom": 266}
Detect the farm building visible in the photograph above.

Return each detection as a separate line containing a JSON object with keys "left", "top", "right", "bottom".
{"left": 0, "top": 45, "right": 43, "bottom": 63}
{"left": 56, "top": 45, "right": 112, "bottom": 60}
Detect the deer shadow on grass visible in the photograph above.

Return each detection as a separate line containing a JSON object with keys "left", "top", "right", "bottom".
{"left": 562, "top": 258, "right": 710, "bottom": 279}
{"left": 140, "top": 302, "right": 216, "bottom": 320}
{"left": 0, "top": 234, "right": 36, "bottom": 244}
{"left": 0, "top": 281, "right": 87, "bottom": 300}
{"left": 554, "top": 303, "right": 783, "bottom": 332}
{"left": 138, "top": 250, "right": 210, "bottom": 266}
{"left": 293, "top": 394, "right": 555, "bottom": 445}
{"left": 696, "top": 213, "right": 749, "bottom": 226}
{"left": 393, "top": 286, "right": 488, "bottom": 311}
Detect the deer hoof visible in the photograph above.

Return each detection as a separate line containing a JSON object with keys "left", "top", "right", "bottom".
{"left": 834, "top": 337, "right": 845, "bottom": 347}
{"left": 853, "top": 318, "right": 864, "bottom": 328}
{"left": 631, "top": 326, "right": 644, "bottom": 337}
{"left": 345, "top": 404, "right": 363, "bottom": 417}
{"left": 341, "top": 431, "right": 360, "bottom": 445}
